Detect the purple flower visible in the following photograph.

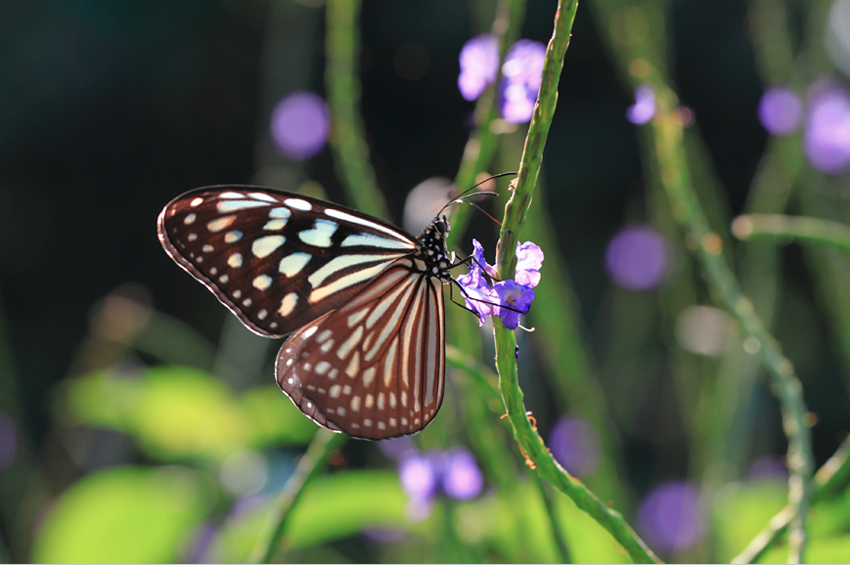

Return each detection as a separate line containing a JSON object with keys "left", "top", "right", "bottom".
{"left": 398, "top": 452, "right": 438, "bottom": 503}
{"left": 500, "top": 40, "right": 546, "bottom": 123}
{"left": 456, "top": 239, "right": 543, "bottom": 328}
{"left": 458, "top": 35, "right": 500, "bottom": 101}
{"left": 493, "top": 280, "right": 534, "bottom": 330}
{"left": 758, "top": 87, "right": 803, "bottom": 136}
{"left": 636, "top": 482, "right": 704, "bottom": 554}
{"left": 804, "top": 79, "right": 850, "bottom": 175}
{"left": 626, "top": 83, "right": 656, "bottom": 125}
{"left": 455, "top": 240, "right": 495, "bottom": 326}
{"left": 270, "top": 91, "right": 330, "bottom": 160}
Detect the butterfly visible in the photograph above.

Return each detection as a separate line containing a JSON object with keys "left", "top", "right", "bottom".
{"left": 157, "top": 186, "right": 457, "bottom": 440}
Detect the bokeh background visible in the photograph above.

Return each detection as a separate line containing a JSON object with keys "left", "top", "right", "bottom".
{"left": 2, "top": 0, "right": 850, "bottom": 562}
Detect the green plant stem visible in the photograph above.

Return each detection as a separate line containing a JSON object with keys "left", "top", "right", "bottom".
{"left": 490, "top": 1, "right": 658, "bottom": 563}
{"left": 251, "top": 430, "right": 348, "bottom": 563}
{"left": 732, "top": 214, "right": 850, "bottom": 255}
{"left": 325, "top": 0, "right": 390, "bottom": 220}
{"left": 650, "top": 98, "right": 813, "bottom": 563}
{"left": 731, "top": 439, "right": 850, "bottom": 563}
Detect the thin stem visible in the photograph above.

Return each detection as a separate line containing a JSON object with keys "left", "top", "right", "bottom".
{"left": 732, "top": 439, "right": 850, "bottom": 563}
{"left": 651, "top": 96, "right": 813, "bottom": 563}
{"left": 732, "top": 214, "right": 850, "bottom": 255}
{"left": 250, "top": 430, "right": 348, "bottom": 563}
{"left": 325, "top": 0, "right": 390, "bottom": 220}
{"left": 490, "top": 1, "right": 659, "bottom": 563}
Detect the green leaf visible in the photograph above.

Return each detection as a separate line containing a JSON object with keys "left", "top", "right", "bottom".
{"left": 32, "top": 466, "right": 214, "bottom": 563}
{"left": 213, "top": 471, "right": 408, "bottom": 561}
{"left": 65, "top": 366, "right": 315, "bottom": 462}
{"left": 713, "top": 480, "right": 787, "bottom": 561}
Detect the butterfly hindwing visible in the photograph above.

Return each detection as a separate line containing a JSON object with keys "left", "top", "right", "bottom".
{"left": 157, "top": 186, "right": 418, "bottom": 337}
{"left": 275, "top": 259, "right": 446, "bottom": 440}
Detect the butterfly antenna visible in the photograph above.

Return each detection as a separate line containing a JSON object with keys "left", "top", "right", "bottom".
{"left": 437, "top": 171, "right": 518, "bottom": 216}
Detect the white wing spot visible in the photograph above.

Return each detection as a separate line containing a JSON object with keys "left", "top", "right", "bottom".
{"left": 389, "top": 392, "right": 397, "bottom": 408}
{"left": 219, "top": 192, "right": 244, "bottom": 199}
{"left": 401, "top": 391, "right": 408, "bottom": 407}
{"left": 377, "top": 393, "right": 385, "bottom": 410}
{"left": 343, "top": 385, "right": 352, "bottom": 395}
{"left": 303, "top": 326, "right": 319, "bottom": 339}
{"left": 252, "top": 235, "right": 286, "bottom": 259}
{"left": 377, "top": 421, "right": 386, "bottom": 431}
{"left": 328, "top": 368, "right": 338, "bottom": 380}
{"left": 389, "top": 417, "right": 396, "bottom": 427}
{"left": 401, "top": 417, "right": 408, "bottom": 426}
{"left": 315, "top": 361, "right": 331, "bottom": 375}
{"left": 284, "top": 198, "right": 311, "bottom": 211}
{"left": 253, "top": 275, "right": 272, "bottom": 290}
{"left": 242, "top": 298, "right": 252, "bottom": 307}
{"left": 202, "top": 244, "right": 214, "bottom": 253}
{"left": 350, "top": 396, "right": 361, "bottom": 412}
{"left": 217, "top": 200, "right": 267, "bottom": 213}
{"left": 248, "top": 192, "right": 277, "bottom": 202}
{"left": 337, "top": 407, "right": 346, "bottom": 416}
{"left": 340, "top": 233, "right": 413, "bottom": 250}
{"left": 257, "top": 309, "right": 268, "bottom": 320}
{"left": 264, "top": 219, "right": 287, "bottom": 231}
{"left": 183, "top": 213, "right": 197, "bottom": 225}
{"left": 347, "top": 309, "right": 369, "bottom": 328}
{"left": 345, "top": 351, "right": 360, "bottom": 378}
{"left": 316, "top": 330, "right": 332, "bottom": 343}
{"left": 187, "top": 233, "right": 198, "bottom": 241}
{"left": 207, "top": 216, "right": 236, "bottom": 232}
{"left": 298, "top": 220, "right": 339, "bottom": 248}
{"left": 219, "top": 274, "right": 229, "bottom": 284}
{"left": 225, "top": 231, "right": 242, "bottom": 243}
{"left": 233, "top": 289, "right": 241, "bottom": 299}
{"left": 363, "top": 367, "right": 376, "bottom": 388}
{"left": 279, "top": 293, "right": 298, "bottom": 316}
{"left": 337, "top": 327, "right": 364, "bottom": 359}
{"left": 227, "top": 253, "right": 243, "bottom": 268}
{"left": 325, "top": 208, "right": 415, "bottom": 244}
{"left": 321, "top": 339, "right": 335, "bottom": 352}
{"left": 329, "top": 384, "right": 341, "bottom": 398}
{"left": 209, "top": 267, "right": 218, "bottom": 275}
{"left": 278, "top": 253, "right": 311, "bottom": 277}
{"left": 365, "top": 394, "right": 374, "bottom": 409}
{"left": 190, "top": 197, "right": 204, "bottom": 207}
{"left": 195, "top": 257, "right": 203, "bottom": 263}
{"left": 269, "top": 207, "right": 291, "bottom": 219}
{"left": 363, "top": 418, "right": 372, "bottom": 427}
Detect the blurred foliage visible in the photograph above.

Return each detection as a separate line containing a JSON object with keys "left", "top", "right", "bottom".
{"left": 2, "top": 0, "right": 850, "bottom": 563}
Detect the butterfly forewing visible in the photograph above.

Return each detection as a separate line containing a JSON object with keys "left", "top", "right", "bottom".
{"left": 157, "top": 187, "right": 418, "bottom": 337}
{"left": 275, "top": 260, "right": 445, "bottom": 440}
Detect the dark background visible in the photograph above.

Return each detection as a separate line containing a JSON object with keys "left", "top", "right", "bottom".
{"left": 0, "top": 0, "right": 782, "bottom": 454}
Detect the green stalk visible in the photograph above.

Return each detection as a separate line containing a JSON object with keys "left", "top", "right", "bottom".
{"left": 491, "top": 1, "right": 659, "bottom": 562}
{"left": 250, "top": 430, "right": 348, "bottom": 563}
{"left": 325, "top": 0, "right": 390, "bottom": 220}
{"left": 732, "top": 214, "right": 850, "bottom": 255}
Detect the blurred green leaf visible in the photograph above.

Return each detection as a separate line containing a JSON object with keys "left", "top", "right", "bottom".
{"left": 714, "top": 480, "right": 787, "bottom": 561}
{"left": 65, "top": 366, "right": 315, "bottom": 462}
{"left": 760, "top": 534, "right": 850, "bottom": 564}
{"left": 32, "top": 466, "right": 214, "bottom": 563}
{"left": 213, "top": 471, "right": 409, "bottom": 561}
{"left": 241, "top": 385, "right": 317, "bottom": 447}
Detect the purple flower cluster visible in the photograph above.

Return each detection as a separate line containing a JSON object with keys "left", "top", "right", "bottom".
{"left": 456, "top": 240, "right": 543, "bottom": 330}
{"left": 395, "top": 446, "right": 484, "bottom": 520}
{"left": 758, "top": 78, "right": 850, "bottom": 175}
{"left": 458, "top": 35, "right": 547, "bottom": 123}
{"left": 627, "top": 83, "right": 657, "bottom": 125}
{"left": 636, "top": 481, "right": 704, "bottom": 554}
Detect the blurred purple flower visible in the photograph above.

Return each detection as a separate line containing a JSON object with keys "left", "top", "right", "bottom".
{"left": 547, "top": 416, "right": 602, "bottom": 477}
{"left": 493, "top": 280, "right": 534, "bottom": 330}
{"left": 399, "top": 452, "right": 439, "bottom": 503}
{"left": 378, "top": 436, "right": 417, "bottom": 461}
{"left": 637, "top": 482, "right": 704, "bottom": 554}
{"left": 456, "top": 239, "right": 543, "bottom": 328}
{"left": 758, "top": 87, "right": 803, "bottom": 136}
{"left": 804, "top": 80, "right": 850, "bottom": 174}
{"left": 0, "top": 412, "right": 15, "bottom": 470}
{"left": 443, "top": 449, "right": 484, "bottom": 500}
{"left": 397, "top": 447, "right": 484, "bottom": 515}
{"left": 458, "top": 35, "right": 500, "bottom": 101}
{"left": 627, "top": 83, "right": 656, "bottom": 125}
{"left": 500, "top": 40, "right": 546, "bottom": 123}
{"left": 186, "top": 522, "right": 218, "bottom": 564}
{"left": 605, "top": 225, "right": 669, "bottom": 290}
{"left": 270, "top": 91, "right": 330, "bottom": 160}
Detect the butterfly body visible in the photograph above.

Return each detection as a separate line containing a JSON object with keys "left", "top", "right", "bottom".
{"left": 157, "top": 186, "right": 452, "bottom": 439}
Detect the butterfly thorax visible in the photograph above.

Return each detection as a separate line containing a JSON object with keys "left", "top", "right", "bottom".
{"left": 413, "top": 215, "right": 453, "bottom": 283}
